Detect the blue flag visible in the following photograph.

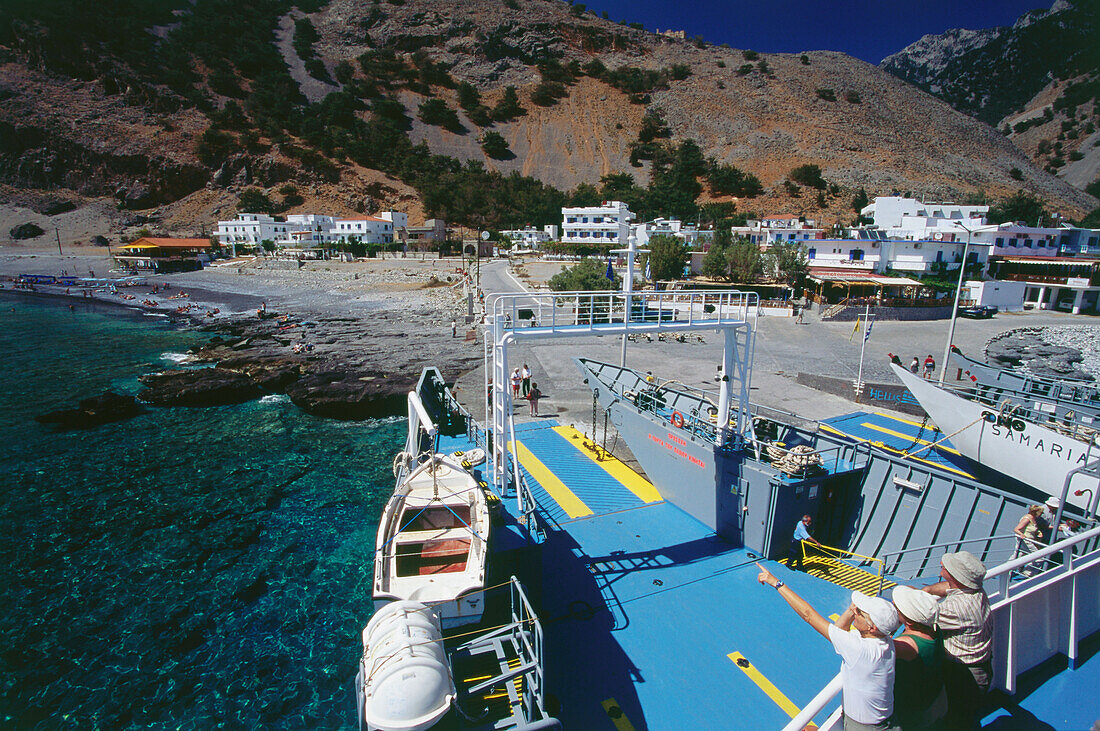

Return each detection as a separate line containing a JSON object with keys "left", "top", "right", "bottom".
{"left": 864, "top": 320, "right": 874, "bottom": 342}
{"left": 605, "top": 258, "right": 614, "bottom": 281}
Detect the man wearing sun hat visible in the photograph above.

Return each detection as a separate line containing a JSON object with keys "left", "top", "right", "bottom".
{"left": 920, "top": 550, "right": 991, "bottom": 728}
{"left": 757, "top": 562, "right": 899, "bottom": 729}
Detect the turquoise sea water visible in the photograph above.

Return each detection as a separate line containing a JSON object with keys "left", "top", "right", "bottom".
{"left": 0, "top": 297, "right": 402, "bottom": 727}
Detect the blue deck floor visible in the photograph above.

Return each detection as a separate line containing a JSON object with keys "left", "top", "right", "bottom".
{"left": 819, "top": 410, "right": 976, "bottom": 478}
{"left": 434, "top": 415, "right": 1095, "bottom": 729}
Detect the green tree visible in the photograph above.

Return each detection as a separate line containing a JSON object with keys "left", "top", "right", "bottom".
{"left": 568, "top": 182, "right": 601, "bottom": 207}
{"left": 762, "top": 242, "right": 808, "bottom": 288}
{"left": 789, "top": 164, "right": 826, "bottom": 189}
{"left": 418, "top": 98, "right": 465, "bottom": 133}
{"left": 457, "top": 81, "right": 481, "bottom": 110}
{"left": 726, "top": 240, "right": 763, "bottom": 283}
{"left": 644, "top": 234, "right": 688, "bottom": 283}
{"left": 851, "top": 187, "right": 869, "bottom": 213}
{"left": 701, "top": 229, "right": 733, "bottom": 279}
{"left": 548, "top": 258, "right": 619, "bottom": 291}
{"left": 480, "top": 131, "right": 512, "bottom": 159}
{"left": 238, "top": 188, "right": 275, "bottom": 213}
{"left": 987, "top": 191, "right": 1050, "bottom": 226}
{"left": 492, "top": 86, "right": 525, "bottom": 121}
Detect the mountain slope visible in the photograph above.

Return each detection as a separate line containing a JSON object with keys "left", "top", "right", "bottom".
{"left": 881, "top": 0, "right": 1099, "bottom": 193}
{"left": 0, "top": 0, "right": 1094, "bottom": 242}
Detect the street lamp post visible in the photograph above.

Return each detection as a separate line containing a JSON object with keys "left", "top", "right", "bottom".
{"left": 939, "top": 221, "right": 976, "bottom": 386}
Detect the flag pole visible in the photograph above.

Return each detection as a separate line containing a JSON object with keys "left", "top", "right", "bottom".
{"left": 855, "top": 303, "right": 872, "bottom": 401}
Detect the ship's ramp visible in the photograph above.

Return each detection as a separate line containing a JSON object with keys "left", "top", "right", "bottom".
{"left": 820, "top": 410, "right": 973, "bottom": 478}
{"left": 504, "top": 420, "right": 663, "bottom": 523}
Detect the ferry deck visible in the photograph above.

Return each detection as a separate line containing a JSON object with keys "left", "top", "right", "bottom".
{"left": 434, "top": 417, "right": 1100, "bottom": 730}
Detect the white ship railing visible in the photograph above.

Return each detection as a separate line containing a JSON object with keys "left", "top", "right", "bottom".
{"left": 780, "top": 523, "right": 1100, "bottom": 731}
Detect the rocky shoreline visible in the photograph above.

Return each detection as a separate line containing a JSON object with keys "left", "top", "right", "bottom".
{"left": 985, "top": 325, "right": 1100, "bottom": 381}
{"left": 4, "top": 252, "right": 484, "bottom": 423}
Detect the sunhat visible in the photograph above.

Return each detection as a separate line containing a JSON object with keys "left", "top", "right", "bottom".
{"left": 941, "top": 551, "right": 986, "bottom": 590}
{"left": 892, "top": 585, "right": 939, "bottom": 626}
{"left": 852, "top": 591, "right": 901, "bottom": 636}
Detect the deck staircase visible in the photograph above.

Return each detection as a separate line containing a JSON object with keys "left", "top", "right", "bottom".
{"left": 779, "top": 554, "right": 895, "bottom": 594}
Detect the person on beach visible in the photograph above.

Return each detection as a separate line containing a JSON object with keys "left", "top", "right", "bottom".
{"left": 521, "top": 363, "right": 531, "bottom": 397}
{"left": 527, "top": 382, "right": 542, "bottom": 416}
{"left": 757, "top": 563, "right": 899, "bottom": 730}
{"left": 451, "top": 320, "right": 457, "bottom": 338}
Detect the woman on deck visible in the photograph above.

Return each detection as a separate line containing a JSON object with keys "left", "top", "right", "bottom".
{"left": 891, "top": 586, "right": 947, "bottom": 729}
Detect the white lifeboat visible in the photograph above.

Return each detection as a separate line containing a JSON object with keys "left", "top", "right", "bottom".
{"left": 359, "top": 601, "right": 455, "bottom": 731}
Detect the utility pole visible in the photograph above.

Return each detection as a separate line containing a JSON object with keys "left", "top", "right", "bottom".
{"left": 55, "top": 225, "right": 63, "bottom": 256}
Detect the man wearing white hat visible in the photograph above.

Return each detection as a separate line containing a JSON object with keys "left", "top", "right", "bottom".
{"left": 920, "top": 550, "right": 991, "bottom": 727}
{"left": 891, "top": 586, "right": 948, "bottom": 729}
{"left": 757, "top": 563, "right": 899, "bottom": 729}
{"left": 1041, "top": 496, "right": 1061, "bottom": 538}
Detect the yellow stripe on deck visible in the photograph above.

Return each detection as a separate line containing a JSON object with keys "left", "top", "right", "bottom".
{"left": 601, "top": 698, "right": 637, "bottom": 731}
{"left": 552, "top": 426, "right": 663, "bottom": 503}
{"left": 508, "top": 440, "right": 593, "bottom": 519}
{"left": 818, "top": 424, "right": 974, "bottom": 479}
{"left": 727, "top": 652, "right": 809, "bottom": 722}
{"left": 860, "top": 422, "right": 962, "bottom": 455}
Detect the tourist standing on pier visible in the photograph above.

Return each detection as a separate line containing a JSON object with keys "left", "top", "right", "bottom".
{"left": 521, "top": 363, "right": 531, "bottom": 397}
{"left": 922, "top": 354, "right": 936, "bottom": 380}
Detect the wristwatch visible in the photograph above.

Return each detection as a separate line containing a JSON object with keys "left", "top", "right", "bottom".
{"left": 773, "top": 580, "right": 785, "bottom": 590}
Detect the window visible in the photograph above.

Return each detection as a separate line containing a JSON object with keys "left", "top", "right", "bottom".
{"left": 807, "top": 248, "right": 816, "bottom": 260}
{"left": 996, "top": 237, "right": 1004, "bottom": 247}
{"left": 850, "top": 249, "right": 865, "bottom": 261}
{"left": 1024, "top": 239, "right": 1033, "bottom": 248}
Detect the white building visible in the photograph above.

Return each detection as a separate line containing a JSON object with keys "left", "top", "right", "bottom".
{"left": 501, "top": 226, "right": 551, "bottom": 249}
{"left": 331, "top": 216, "right": 397, "bottom": 244}
{"left": 861, "top": 196, "right": 988, "bottom": 240}
{"left": 632, "top": 218, "right": 713, "bottom": 249}
{"left": 733, "top": 215, "right": 825, "bottom": 246}
{"left": 214, "top": 213, "right": 297, "bottom": 248}
{"left": 561, "top": 201, "right": 634, "bottom": 246}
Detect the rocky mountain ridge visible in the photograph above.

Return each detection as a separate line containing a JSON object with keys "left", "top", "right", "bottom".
{"left": 0, "top": 0, "right": 1095, "bottom": 247}
{"left": 880, "top": 0, "right": 1098, "bottom": 194}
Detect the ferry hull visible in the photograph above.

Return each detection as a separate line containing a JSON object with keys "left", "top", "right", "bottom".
{"left": 893, "top": 364, "right": 1097, "bottom": 511}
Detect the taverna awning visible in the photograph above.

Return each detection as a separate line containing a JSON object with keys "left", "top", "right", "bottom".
{"left": 808, "top": 269, "right": 921, "bottom": 286}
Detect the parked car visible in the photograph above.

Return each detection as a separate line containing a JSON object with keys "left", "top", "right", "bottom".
{"left": 957, "top": 304, "right": 998, "bottom": 319}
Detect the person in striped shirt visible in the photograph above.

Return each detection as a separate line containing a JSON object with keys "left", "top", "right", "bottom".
{"left": 919, "top": 550, "right": 991, "bottom": 728}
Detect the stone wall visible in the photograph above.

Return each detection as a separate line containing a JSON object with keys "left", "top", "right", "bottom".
{"left": 796, "top": 372, "right": 927, "bottom": 417}
{"left": 825, "top": 305, "right": 953, "bottom": 322}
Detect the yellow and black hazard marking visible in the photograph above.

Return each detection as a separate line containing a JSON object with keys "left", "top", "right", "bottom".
{"left": 779, "top": 555, "right": 895, "bottom": 594}
{"left": 601, "top": 697, "right": 637, "bottom": 731}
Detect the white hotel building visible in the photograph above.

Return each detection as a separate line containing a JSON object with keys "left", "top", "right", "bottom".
{"left": 561, "top": 201, "right": 634, "bottom": 246}
{"left": 214, "top": 211, "right": 409, "bottom": 250}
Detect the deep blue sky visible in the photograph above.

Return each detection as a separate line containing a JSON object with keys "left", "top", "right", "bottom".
{"left": 579, "top": 0, "right": 1050, "bottom": 64}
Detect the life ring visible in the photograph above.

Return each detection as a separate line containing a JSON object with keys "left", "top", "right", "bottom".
{"left": 670, "top": 411, "right": 685, "bottom": 428}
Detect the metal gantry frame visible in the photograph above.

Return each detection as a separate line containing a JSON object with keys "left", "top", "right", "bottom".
{"left": 482, "top": 289, "right": 759, "bottom": 512}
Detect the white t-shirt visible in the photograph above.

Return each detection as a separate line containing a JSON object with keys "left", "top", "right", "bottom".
{"left": 828, "top": 624, "right": 895, "bottom": 724}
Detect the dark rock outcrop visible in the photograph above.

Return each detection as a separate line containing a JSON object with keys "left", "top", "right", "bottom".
{"left": 138, "top": 368, "right": 264, "bottom": 407}
{"left": 10, "top": 222, "right": 45, "bottom": 239}
{"left": 35, "top": 390, "right": 145, "bottom": 429}
{"left": 285, "top": 369, "right": 413, "bottom": 419}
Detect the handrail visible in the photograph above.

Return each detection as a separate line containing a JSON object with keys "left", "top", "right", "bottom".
{"left": 804, "top": 540, "right": 885, "bottom": 580}
{"left": 985, "top": 523, "right": 1100, "bottom": 581}
{"left": 789, "top": 522, "right": 1100, "bottom": 725}
{"left": 780, "top": 674, "right": 843, "bottom": 731}
{"left": 876, "top": 532, "right": 1019, "bottom": 595}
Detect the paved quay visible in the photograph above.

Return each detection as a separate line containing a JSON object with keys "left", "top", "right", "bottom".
{"left": 452, "top": 260, "right": 1091, "bottom": 470}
